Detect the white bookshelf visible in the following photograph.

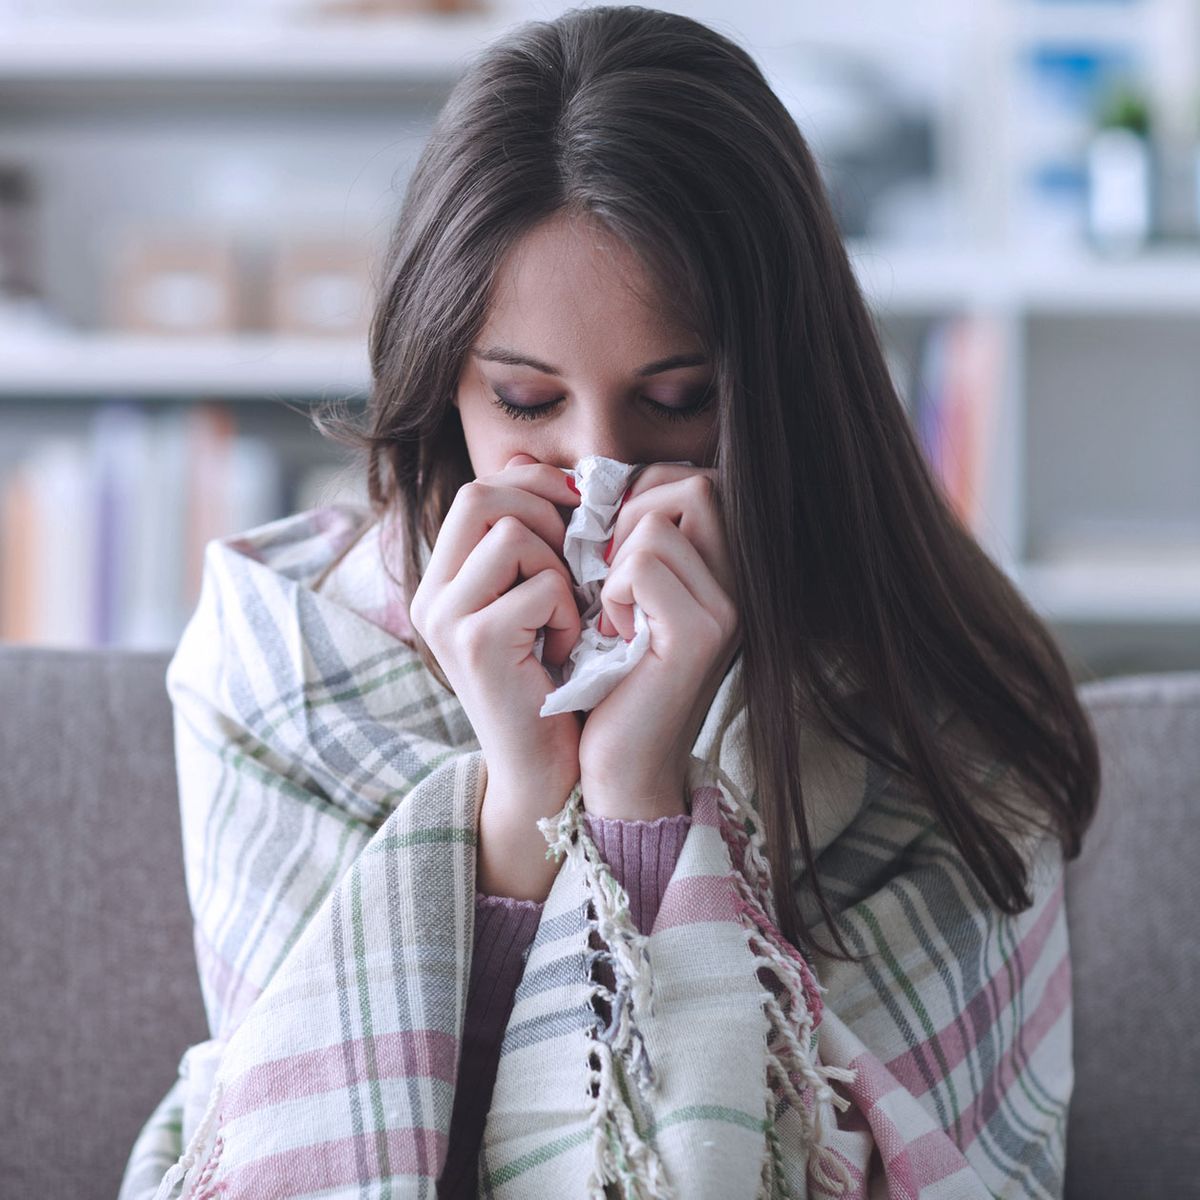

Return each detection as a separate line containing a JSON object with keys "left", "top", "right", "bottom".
{"left": 1, "top": 3, "right": 1198, "bottom": 670}
{"left": 0, "top": 14, "right": 512, "bottom": 84}
{"left": 4, "top": 243, "right": 1200, "bottom": 395}
{"left": 850, "top": 243, "right": 1200, "bottom": 314}
{"left": 1017, "top": 558, "right": 1200, "bottom": 623}
{"left": 0, "top": 332, "right": 370, "bottom": 397}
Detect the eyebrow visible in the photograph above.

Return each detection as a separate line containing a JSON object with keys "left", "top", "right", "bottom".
{"left": 471, "top": 345, "right": 709, "bottom": 377}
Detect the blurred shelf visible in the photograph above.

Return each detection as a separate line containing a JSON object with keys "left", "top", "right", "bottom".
{"left": 1017, "top": 557, "right": 1200, "bottom": 622}
{"left": 847, "top": 240, "right": 1200, "bottom": 314}
{"left": 6, "top": 234, "right": 1200, "bottom": 398}
{"left": 1010, "top": 248, "right": 1200, "bottom": 313}
{"left": 849, "top": 243, "right": 1015, "bottom": 312}
{"left": 0, "top": 14, "right": 509, "bottom": 87}
{"left": 1006, "top": 0, "right": 1149, "bottom": 45}
{"left": 0, "top": 332, "right": 370, "bottom": 397}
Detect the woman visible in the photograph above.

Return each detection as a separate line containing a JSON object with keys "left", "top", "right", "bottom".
{"left": 120, "top": 6, "right": 1099, "bottom": 1199}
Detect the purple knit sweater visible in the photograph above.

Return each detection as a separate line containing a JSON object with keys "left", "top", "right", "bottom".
{"left": 436, "top": 811, "right": 693, "bottom": 1198}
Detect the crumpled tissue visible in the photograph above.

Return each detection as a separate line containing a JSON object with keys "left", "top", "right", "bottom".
{"left": 534, "top": 454, "right": 694, "bottom": 716}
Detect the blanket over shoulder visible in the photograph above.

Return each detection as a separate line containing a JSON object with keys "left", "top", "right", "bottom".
{"left": 118, "top": 502, "right": 1073, "bottom": 1200}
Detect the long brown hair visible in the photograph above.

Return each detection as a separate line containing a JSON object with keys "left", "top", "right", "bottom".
{"left": 310, "top": 3, "right": 1100, "bottom": 963}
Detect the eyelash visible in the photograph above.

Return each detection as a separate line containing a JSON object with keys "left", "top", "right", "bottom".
{"left": 489, "top": 388, "right": 714, "bottom": 424}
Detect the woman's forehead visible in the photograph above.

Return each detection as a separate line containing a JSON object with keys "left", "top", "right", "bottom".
{"left": 482, "top": 218, "right": 701, "bottom": 372}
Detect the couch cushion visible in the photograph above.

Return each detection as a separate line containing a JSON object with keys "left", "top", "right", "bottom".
{"left": 0, "top": 644, "right": 208, "bottom": 1199}
{"left": 1067, "top": 671, "right": 1200, "bottom": 1199}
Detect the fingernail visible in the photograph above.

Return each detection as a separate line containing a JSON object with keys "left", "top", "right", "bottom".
{"left": 604, "top": 534, "right": 615, "bottom": 563}
{"left": 566, "top": 475, "right": 579, "bottom": 495}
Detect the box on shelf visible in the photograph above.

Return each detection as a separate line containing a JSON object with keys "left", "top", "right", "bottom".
{"left": 266, "top": 234, "right": 375, "bottom": 337}
{"left": 108, "top": 230, "right": 240, "bottom": 335}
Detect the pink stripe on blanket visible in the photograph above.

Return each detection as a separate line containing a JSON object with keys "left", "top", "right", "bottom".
{"left": 193, "top": 923, "right": 262, "bottom": 1038}
{"left": 224, "top": 537, "right": 266, "bottom": 563}
{"left": 217, "top": 1125, "right": 448, "bottom": 1199}
{"left": 811, "top": 1128, "right": 969, "bottom": 1200}
{"left": 652, "top": 872, "right": 739, "bottom": 931}
{"left": 835, "top": 1051, "right": 975, "bottom": 1192}
{"left": 879, "top": 1127, "right": 979, "bottom": 1198}
{"left": 221, "top": 1029, "right": 459, "bottom": 1119}
{"left": 837, "top": 1051, "right": 977, "bottom": 1198}
{"left": 311, "top": 505, "right": 361, "bottom": 539}
{"left": 814, "top": 1143, "right": 869, "bottom": 1199}
{"left": 688, "top": 784, "right": 725, "bottom": 827}
{"left": 956, "top": 950, "right": 1072, "bottom": 1152}
{"left": 363, "top": 589, "right": 415, "bottom": 642}
{"left": 883, "top": 878, "right": 1067, "bottom": 1099}
{"left": 822, "top": 949, "right": 1070, "bottom": 1193}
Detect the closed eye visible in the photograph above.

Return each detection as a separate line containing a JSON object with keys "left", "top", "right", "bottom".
{"left": 488, "top": 387, "right": 714, "bottom": 424}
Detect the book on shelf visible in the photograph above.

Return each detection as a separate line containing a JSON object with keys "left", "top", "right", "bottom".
{"left": 0, "top": 401, "right": 287, "bottom": 650}
{"left": 913, "top": 312, "right": 1002, "bottom": 538}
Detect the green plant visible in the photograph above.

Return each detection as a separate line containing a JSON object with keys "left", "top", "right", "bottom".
{"left": 1096, "top": 83, "right": 1151, "bottom": 136}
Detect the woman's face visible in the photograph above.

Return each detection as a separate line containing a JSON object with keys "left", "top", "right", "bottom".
{"left": 453, "top": 211, "right": 719, "bottom": 477}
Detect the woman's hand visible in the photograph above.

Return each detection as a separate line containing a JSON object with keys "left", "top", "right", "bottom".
{"left": 579, "top": 465, "right": 742, "bottom": 820}
{"left": 407, "top": 452, "right": 585, "bottom": 900}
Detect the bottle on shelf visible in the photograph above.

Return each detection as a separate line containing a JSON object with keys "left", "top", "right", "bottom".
{"left": 1086, "top": 81, "right": 1155, "bottom": 256}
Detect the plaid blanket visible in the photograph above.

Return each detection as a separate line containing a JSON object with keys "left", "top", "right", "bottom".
{"left": 118, "top": 503, "right": 1072, "bottom": 1200}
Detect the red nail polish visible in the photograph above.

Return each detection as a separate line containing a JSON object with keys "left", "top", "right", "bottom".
{"left": 604, "top": 533, "right": 615, "bottom": 563}
{"left": 566, "top": 476, "right": 579, "bottom": 495}
{"left": 621, "top": 484, "right": 633, "bottom": 504}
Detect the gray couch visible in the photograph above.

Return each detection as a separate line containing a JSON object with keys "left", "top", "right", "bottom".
{"left": 1, "top": 644, "right": 1198, "bottom": 1198}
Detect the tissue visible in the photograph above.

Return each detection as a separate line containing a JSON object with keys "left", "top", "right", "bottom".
{"left": 534, "top": 454, "right": 693, "bottom": 716}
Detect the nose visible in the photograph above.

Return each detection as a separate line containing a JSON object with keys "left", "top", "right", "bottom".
{"left": 554, "top": 448, "right": 634, "bottom": 471}
{"left": 549, "top": 424, "right": 644, "bottom": 472}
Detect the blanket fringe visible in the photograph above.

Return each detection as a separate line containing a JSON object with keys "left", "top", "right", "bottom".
{"left": 759, "top": 1089, "right": 794, "bottom": 1200}
{"left": 151, "top": 1074, "right": 226, "bottom": 1200}
{"left": 586, "top": 1032, "right": 672, "bottom": 1199}
{"left": 707, "top": 759, "right": 858, "bottom": 1199}
{"left": 538, "top": 782, "right": 670, "bottom": 1198}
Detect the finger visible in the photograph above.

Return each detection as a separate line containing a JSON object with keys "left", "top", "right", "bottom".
{"left": 600, "top": 549, "right": 721, "bottom": 659}
{"left": 505, "top": 453, "right": 581, "bottom": 531}
{"left": 421, "top": 465, "right": 581, "bottom": 591}
{"left": 607, "top": 467, "right": 718, "bottom": 550}
{"left": 600, "top": 512, "right": 735, "bottom": 642}
{"left": 606, "top": 473, "right": 733, "bottom": 601}
{"left": 618, "top": 460, "right": 706, "bottom": 505}
{"left": 478, "top": 566, "right": 582, "bottom": 668}
{"left": 440, "top": 514, "right": 574, "bottom": 627}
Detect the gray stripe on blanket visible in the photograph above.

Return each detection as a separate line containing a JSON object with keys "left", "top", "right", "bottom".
{"left": 511, "top": 904, "right": 592, "bottom": 1008}
{"left": 500, "top": 1003, "right": 601, "bottom": 1054}
{"left": 530, "top": 902, "right": 591, "bottom": 945}
{"left": 226, "top": 552, "right": 474, "bottom": 813}
{"left": 513, "top": 953, "right": 590, "bottom": 1002}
